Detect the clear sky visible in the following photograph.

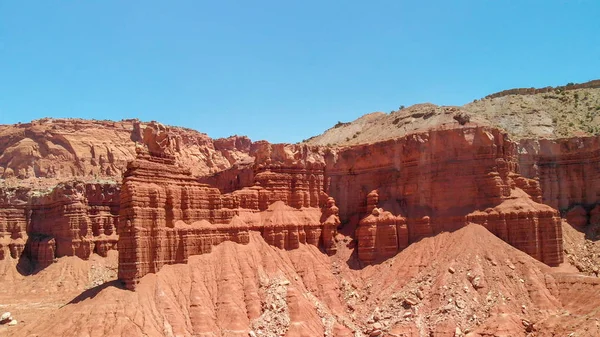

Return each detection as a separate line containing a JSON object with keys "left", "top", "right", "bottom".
{"left": 1, "top": 1, "right": 599, "bottom": 143}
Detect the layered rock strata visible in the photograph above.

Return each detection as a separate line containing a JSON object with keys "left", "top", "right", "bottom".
{"left": 519, "top": 136, "right": 600, "bottom": 212}
{"left": 0, "top": 182, "right": 119, "bottom": 268}
{"left": 0, "top": 188, "right": 29, "bottom": 261}
{"left": 118, "top": 124, "right": 339, "bottom": 289}
{"left": 1, "top": 120, "right": 570, "bottom": 280}
{"left": 331, "top": 127, "right": 563, "bottom": 265}
{"left": 0, "top": 118, "right": 253, "bottom": 182}
{"left": 29, "top": 181, "right": 120, "bottom": 261}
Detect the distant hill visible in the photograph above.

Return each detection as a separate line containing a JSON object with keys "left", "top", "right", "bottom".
{"left": 304, "top": 80, "right": 600, "bottom": 146}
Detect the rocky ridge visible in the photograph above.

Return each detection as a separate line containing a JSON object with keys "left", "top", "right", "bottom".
{"left": 305, "top": 79, "right": 600, "bottom": 145}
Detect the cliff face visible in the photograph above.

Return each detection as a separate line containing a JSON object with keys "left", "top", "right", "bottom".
{"left": 325, "top": 127, "right": 562, "bottom": 265}
{"left": 0, "top": 181, "right": 119, "bottom": 269}
{"left": 0, "top": 119, "right": 573, "bottom": 279}
{"left": 0, "top": 118, "right": 255, "bottom": 271}
{"left": 0, "top": 188, "right": 28, "bottom": 261}
{"left": 201, "top": 126, "right": 563, "bottom": 267}
{"left": 117, "top": 123, "right": 339, "bottom": 289}
{"left": 519, "top": 136, "right": 600, "bottom": 212}
{"left": 0, "top": 118, "right": 252, "bottom": 184}
{"left": 29, "top": 181, "right": 120, "bottom": 262}
{"left": 4, "top": 117, "right": 600, "bottom": 336}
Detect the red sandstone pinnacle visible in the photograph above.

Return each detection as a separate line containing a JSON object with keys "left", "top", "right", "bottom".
{"left": 357, "top": 206, "right": 407, "bottom": 263}
{"left": 321, "top": 196, "right": 340, "bottom": 255}
{"left": 141, "top": 121, "right": 178, "bottom": 157}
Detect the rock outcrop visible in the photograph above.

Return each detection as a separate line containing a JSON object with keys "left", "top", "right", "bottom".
{"left": 29, "top": 181, "right": 120, "bottom": 261}
{"left": 0, "top": 118, "right": 252, "bottom": 183}
{"left": 329, "top": 127, "right": 563, "bottom": 266}
{"left": 4, "top": 80, "right": 600, "bottom": 335}
{"left": 519, "top": 136, "right": 600, "bottom": 212}
{"left": 0, "top": 118, "right": 256, "bottom": 268}
{"left": 1, "top": 120, "right": 568, "bottom": 280}
{"left": 0, "top": 181, "right": 119, "bottom": 268}
{"left": 118, "top": 123, "right": 340, "bottom": 289}
{"left": 0, "top": 188, "right": 28, "bottom": 261}
{"left": 483, "top": 79, "right": 600, "bottom": 100}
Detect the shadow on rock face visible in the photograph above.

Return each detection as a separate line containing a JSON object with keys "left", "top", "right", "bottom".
{"left": 16, "top": 255, "right": 34, "bottom": 276}
{"left": 66, "top": 280, "right": 124, "bottom": 305}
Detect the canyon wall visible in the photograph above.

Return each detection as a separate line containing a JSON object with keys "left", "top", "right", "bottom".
{"left": 519, "top": 136, "right": 600, "bottom": 212}
{"left": 0, "top": 188, "right": 29, "bottom": 261}
{"left": 205, "top": 126, "right": 563, "bottom": 267}
{"left": 29, "top": 181, "right": 120, "bottom": 262}
{"left": 0, "top": 118, "right": 255, "bottom": 269}
{"left": 2, "top": 119, "right": 585, "bottom": 284}
{"left": 117, "top": 124, "right": 339, "bottom": 289}
{"left": 326, "top": 127, "right": 563, "bottom": 265}
{"left": 0, "top": 181, "right": 119, "bottom": 269}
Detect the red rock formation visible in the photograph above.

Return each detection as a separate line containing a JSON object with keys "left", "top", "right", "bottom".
{"left": 205, "top": 126, "right": 564, "bottom": 267}
{"left": 6, "top": 117, "right": 600, "bottom": 336}
{"left": 27, "top": 181, "right": 119, "bottom": 260}
{"left": 466, "top": 190, "right": 563, "bottom": 265}
{"left": 519, "top": 136, "right": 600, "bottom": 211}
{"left": 356, "top": 190, "right": 409, "bottom": 263}
{"left": 320, "top": 195, "right": 341, "bottom": 255}
{"left": 0, "top": 188, "right": 29, "bottom": 260}
{"left": 0, "top": 118, "right": 256, "bottom": 269}
{"left": 118, "top": 124, "right": 340, "bottom": 289}
{"left": 333, "top": 127, "right": 563, "bottom": 266}
{"left": 0, "top": 181, "right": 119, "bottom": 268}
{"left": 357, "top": 207, "right": 407, "bottom": 263}
{"left": 0, "top": 119, "right": 567, "bottom": 283}
{"left": 0, "top": 118, "right": 253, "bottom": 183}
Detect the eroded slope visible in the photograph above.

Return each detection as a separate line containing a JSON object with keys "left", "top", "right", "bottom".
{"left": 305, "top": 80, "right": 600, "bottom": 146}
{"left": 4, "top": 225, "right": 600, "bottom": 337}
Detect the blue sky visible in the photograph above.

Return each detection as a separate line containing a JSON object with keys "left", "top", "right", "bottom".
{"left": 1, "top": 1, "right": 599, "bottom": 143}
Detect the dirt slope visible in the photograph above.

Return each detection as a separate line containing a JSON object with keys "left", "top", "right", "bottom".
{"left": 303, "top": 104, "right": 482, "bottom": 146}
{"left": 4, "top": 224, "right": 599, "bottom": 337}
{"left": 465, "top": 87, "right": 600, "bottom": 138}
{"left": 305, "top": 81, "right": 600, "bottom": 146}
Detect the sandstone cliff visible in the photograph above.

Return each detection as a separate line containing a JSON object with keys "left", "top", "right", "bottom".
{"left": 198, "top": 125, "right": 564, "bottom": 268}
{"left": 117, "top": 123, "right": 340, "bottom": 289}
{"left": 0, "top": 118, "right": 255, "bottom": 271}
{"left": 0, "top": 181, "right": 119, "bottom": 269}
{"left": 0, "top": 119, "right": 574, "bottom": 280}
